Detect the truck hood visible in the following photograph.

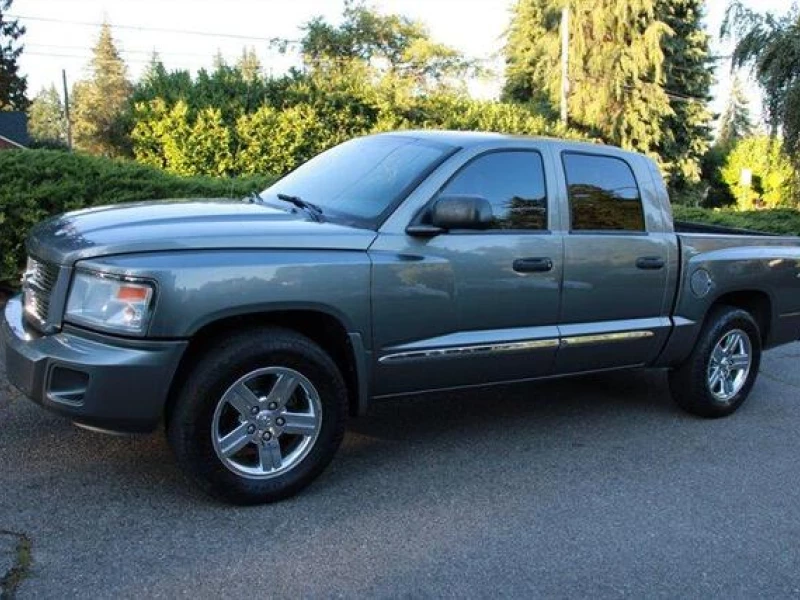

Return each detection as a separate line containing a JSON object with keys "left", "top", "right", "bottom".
{"left": 27, "top": 199, "right": 378, "bottom": 265}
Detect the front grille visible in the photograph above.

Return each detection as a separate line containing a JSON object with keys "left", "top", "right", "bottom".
{"left": 22, "top": 257, "right": 60, "bottom": 329}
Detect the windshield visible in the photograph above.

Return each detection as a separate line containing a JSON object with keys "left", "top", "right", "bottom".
{"left": 262, "top": 135, "right": 455, "bottom": 228}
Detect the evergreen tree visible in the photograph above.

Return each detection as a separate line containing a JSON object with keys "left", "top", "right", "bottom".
{"left": 503, "top": 0, "right": 673, "bottom": 161}
{"left": 0, "top": 0, "right": 28, "bottom": 111}
{"left": 723, "top": 2, "right": 800, "bottom": 161}
{"left": 237, "top": 47, "right": 263, "bottom": 82}
{"left": 28, "top": 85, "right": 66, "bottom": 144}
{"left": 655, "top": 0, "right": 713, "bottom": 187}
{"left": 71, "top": 22, "right": 133, "bottom": 156}
{"left": 717, "top": 75, "right": 753, "bottom": 149}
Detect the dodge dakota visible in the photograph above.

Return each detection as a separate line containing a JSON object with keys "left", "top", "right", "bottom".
{"left": 4, "top": 131, "right": 800, "bottom": 504}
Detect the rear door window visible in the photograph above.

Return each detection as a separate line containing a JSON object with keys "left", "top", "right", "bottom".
{"left": 562, "top": 153, "right": 645, "bottom": 232}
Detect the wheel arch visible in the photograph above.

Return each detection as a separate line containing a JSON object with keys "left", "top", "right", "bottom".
{"left": 165, "top": 308, "right": 369, "bottom": 425}
{"left": 708, "top": 289, "right": 772, "bottom": 345}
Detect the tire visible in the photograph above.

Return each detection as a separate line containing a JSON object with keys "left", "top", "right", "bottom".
{"left": 167, "top": 327, "right": 347, "bottom": 505}
{"left": 669, "top": 306, "right": 762, "bottom": 418}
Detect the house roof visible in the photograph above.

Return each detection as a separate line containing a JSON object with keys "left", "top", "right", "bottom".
{"left": 0, "top": 112, "right": 30, "bottom": 147}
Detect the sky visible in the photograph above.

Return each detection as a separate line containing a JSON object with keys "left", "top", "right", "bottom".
{"left": 9, "top": 0, "right": 792, "bottom": 127}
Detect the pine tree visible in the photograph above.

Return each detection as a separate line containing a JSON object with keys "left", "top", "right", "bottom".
{"left": 717, "top": 76, "right": 753, "bottom": 149}
{"left": 28, "top": 85, "right": 66, "bottom": 144}
{"left": 503, "top": 0, "right": 673, "bottom": 160}
{"left": 237, "top": 47, "right": 263, "bottom": 82}
{"left": 71, "top": 22, "right": 132, "bottom": 156}
{"left": 655, "top": 0, "right": 713, "bottom": 188}
{"left": 0, "top": 0, "right": 28, "bottom": 111}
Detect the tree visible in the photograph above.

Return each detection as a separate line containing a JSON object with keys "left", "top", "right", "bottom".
{"left": 717, "top": 76, "right": 753, "bottom": 149}
{"left": 298, "top": 1, "right": 478, "bottom": 90}
{"left": 503, "top": 0, "right": 673, "bottom": 161}
{"left": 0, "top": 0, "right": 28, "bottom": 110}
{"left": 71, "top": 22, "right": 133, "bottom": 156}
{"left": 28, "top": 85, "right": 66, "bottom": 145}
{"left": 655, "top": 0, "right": 713, "bottom": 188}
{"left": 720, "top": 136, "right": 795, "bottom": 209}
{"left": 723, "top": 2, "right": 800, "bottom": 161}
{"left": 237, "top": 47, "right": 263, "bottom": 82}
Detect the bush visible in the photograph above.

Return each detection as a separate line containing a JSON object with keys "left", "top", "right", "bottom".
{"left": 720, "top": 136, "right": 796, "bottom": 209}
{"left": 673, "top": 205, "right": 800, "bottom": 236}
{"left": 0, "top": 149, "right": 274, "bottom": 288}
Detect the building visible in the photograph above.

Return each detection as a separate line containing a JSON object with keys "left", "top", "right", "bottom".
{"left": 0, "top": 112, "right": 30, "bottom": 149}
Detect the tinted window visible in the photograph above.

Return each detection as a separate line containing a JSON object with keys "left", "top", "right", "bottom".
{"left": 563, "top": 153, "right": 645, "bottom": 232}
{"left": 264, "top": 135, "right": 453, "bottom": 228}
{"left": 439, "top": 151, "right": 547, "bottom": 230}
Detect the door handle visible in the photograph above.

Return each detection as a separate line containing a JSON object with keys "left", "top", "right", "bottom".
{"left": 636, "top": 256, "right": 665, "bottom": 270}
{"left": 513, "top": 257, "right": 553, "bottom": 273}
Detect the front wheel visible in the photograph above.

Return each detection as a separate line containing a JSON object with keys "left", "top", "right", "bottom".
{"left": 167, "top": 327, "right": 347, "bottom": 504}
{"left": 669, "top": 306, "right": 762, "bottom": 418}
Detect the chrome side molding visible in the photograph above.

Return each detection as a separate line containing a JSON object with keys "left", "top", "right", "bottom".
{"left": 560, "top": 330, "right": 654, "bottom": 347}
{"left": 379, "top": 330, "right": 655, "bottom": 363}
{"left": 379, "top": 338, "right": 559, "bottom": 364}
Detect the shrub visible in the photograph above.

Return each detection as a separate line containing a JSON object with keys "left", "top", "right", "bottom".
{"left": 673, "top": 205, "right": 800, "bottom": 236}
{"left": 720, "top": 136, "right": 796, "bottom": 209}
{"left": 0, "top": 149, "right": 274, "bottom": 288}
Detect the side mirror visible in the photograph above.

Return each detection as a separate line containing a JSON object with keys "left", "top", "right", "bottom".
{"left": 406, "top": 195, "right": 493, "bottom": 236}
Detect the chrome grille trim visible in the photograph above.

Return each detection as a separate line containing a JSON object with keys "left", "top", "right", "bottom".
{"left": 22, "top": 257, "right": 61, "bottom": 331}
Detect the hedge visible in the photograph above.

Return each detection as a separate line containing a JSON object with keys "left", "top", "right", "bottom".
{"left": 0, "top": 149, "right": 274, "bottom": 288}
{"left": 672, "top": 206, "right": 800, "bottom": 236}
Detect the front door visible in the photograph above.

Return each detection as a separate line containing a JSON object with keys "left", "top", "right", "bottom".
{"left": 369, "top": 149, "right": 564, "bottom": 397}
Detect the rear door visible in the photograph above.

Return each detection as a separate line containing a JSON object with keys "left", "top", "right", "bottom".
{"left": 553, "top": 151, "right": 673, "bottom": 373}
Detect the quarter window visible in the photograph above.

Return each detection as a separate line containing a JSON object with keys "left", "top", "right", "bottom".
{"left": 439, "top": 151, "right": 548, "bottom": 231}
{"left": 563, "top": 153, "right": 645, "bottom": 232}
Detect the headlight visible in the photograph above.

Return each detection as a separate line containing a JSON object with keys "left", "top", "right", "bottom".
{"left": 65, "top": 271, "right": 155, "bottom": 335}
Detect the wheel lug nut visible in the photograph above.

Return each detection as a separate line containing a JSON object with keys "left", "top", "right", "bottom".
{"left": 247, "top": 424, "right": 256, "bottom": 434}
{"left": 250, "top": 406, "right": 259, "bottom": 415}
{"left": 275, "top": 417, "right": 285, "bottom": 426}
{"left": 268, "top": 402, "right": 278, "bottom": 410}
{"left": 262, "top": 431, "right": 272, "bottom": 441}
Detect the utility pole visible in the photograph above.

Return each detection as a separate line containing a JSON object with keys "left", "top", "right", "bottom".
{"left": 62, "top": 69, "right": 73, "bottom": 150}
{"left": 560, "top": 5, "right": 569, "bottom": 126}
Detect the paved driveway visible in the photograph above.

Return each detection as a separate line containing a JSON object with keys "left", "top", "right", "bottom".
{"left": 2, "top": 343, "right": 800, "bottom": 598}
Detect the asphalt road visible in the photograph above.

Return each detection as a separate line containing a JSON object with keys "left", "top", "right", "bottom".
{"left": 2, "top": 343, "right": 800, "bottom": 599}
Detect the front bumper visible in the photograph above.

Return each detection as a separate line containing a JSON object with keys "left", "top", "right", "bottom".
{"left": 1, "top": 296, "right": 187, "bottom": 433}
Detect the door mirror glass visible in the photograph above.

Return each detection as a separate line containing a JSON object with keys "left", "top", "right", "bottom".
{"left": 429, "top": 195, "right": 494, "bottom": 230}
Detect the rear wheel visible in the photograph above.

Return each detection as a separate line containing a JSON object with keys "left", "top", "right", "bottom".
{"left": 167, "top": 327, "right": 347, "bottom": 504}
{"left": 669, "top": 306, "right": 761, "bottom": 418}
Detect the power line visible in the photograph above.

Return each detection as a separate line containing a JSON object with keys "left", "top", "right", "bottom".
{"left": 8, "top": 14, "right": 295, "bottom": 43}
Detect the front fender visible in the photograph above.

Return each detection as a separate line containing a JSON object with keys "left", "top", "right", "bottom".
{"left": 77, "top": 250, "right": 373, "bottom": 345}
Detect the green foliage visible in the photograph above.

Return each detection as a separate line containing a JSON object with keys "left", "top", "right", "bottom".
{"left": 298, "top": 0, "right": 479, "bottom": 89}
{"left": 27, "top": 85, "right": 67, "bottom": 146}
{"left": 0, "top": 0, "right": 28, "bottom": 111}
{"left": 504, "top": 0, "right": 713, "bottom": 187}
{"left": 720, "top": 136, "right": 795, "bottom": 209}
{"left": 673, "top": 205, "right": 800, "bottom": 236}
{"left": 71, "top": 23, "right": 133, "bottom": 156}
{"left": 655, "top": 0, "right": 713, "bottom": 188}
{"left": 0, "top": 149, "right": 273, "bottom": 287}
{"left": 723, "top": 2, "right": 800, "bottom": 162}
{"left": 717, "top": 76, "right": 753, "bottom": 149}
{"left": 504, "top": 0, "right": 674, "bottom": 162}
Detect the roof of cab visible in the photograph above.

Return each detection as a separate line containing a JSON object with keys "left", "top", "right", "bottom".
{"left": 385, "top": 129, "right": 639, "bottom": 159}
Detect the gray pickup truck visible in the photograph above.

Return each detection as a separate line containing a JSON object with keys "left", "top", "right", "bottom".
{"left": 4, "top": 131, "right": 800, "bottom": 504}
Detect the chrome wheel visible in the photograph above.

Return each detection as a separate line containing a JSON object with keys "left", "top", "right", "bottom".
{"left": 707, "top": 329, "right": 752, "bottom": 403}
{"left": 211, "top": 367, "right": 322, "bottom": 479}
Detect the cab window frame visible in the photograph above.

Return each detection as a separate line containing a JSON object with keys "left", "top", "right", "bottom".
{"left": 415, "top": 148, "right": 551, "bottom": 235}
{"left": 561, "top": 151, "right": 647, "bottom": 235}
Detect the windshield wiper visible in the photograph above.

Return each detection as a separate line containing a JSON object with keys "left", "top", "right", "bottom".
{"left": 276, "top": 193, "right": 324, "bottom": 222}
